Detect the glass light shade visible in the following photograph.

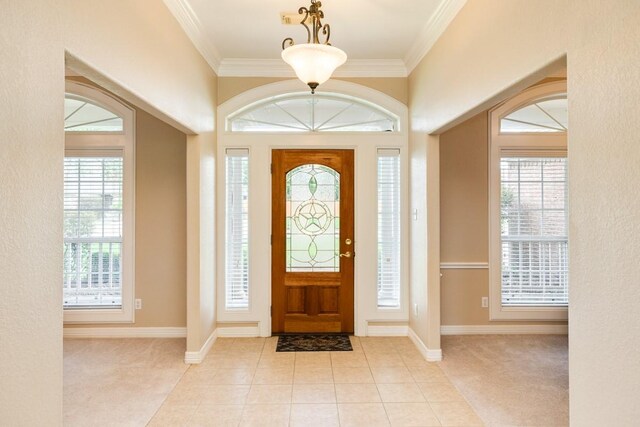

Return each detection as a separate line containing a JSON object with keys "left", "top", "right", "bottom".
{"left": 282, "top": 43, "right": 347, "bottom": 86}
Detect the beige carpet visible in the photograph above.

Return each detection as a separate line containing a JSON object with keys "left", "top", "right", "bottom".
{"left": 440, "top": 334, "right": 569, "bottom": 426}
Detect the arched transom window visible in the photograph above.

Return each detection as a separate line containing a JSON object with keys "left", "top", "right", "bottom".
{"left": 64, "top": 94, "right": 124, "bottom": 132}
{"left": 500, "top": 94, "right": 567, "bottom": 133}
{"left": 227, "top": 93, "right": 399, "bottom": 133}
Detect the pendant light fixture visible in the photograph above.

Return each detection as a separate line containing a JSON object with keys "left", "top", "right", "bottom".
{"left": 281, "top": 0, "right": 347, "bottom": 94}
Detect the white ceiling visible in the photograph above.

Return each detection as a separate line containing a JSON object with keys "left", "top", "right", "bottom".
{"left": 165, "top": 0, "right": 467, "bottom": 76}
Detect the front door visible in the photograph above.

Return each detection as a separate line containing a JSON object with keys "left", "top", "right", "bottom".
{"left": 271, "top": 149, "right": 354, "bottom": 333}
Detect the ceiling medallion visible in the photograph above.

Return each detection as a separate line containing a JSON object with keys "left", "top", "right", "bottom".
{"left": 281, "top": 0, "right": 347, "bottom": 94}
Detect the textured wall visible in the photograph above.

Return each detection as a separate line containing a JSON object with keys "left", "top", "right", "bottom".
{"left": 63, "top": 0, "right": 217, "bottom": 133}
{"left": 1, "top": 0, "right": 217, "bottom": 421}
{"left": 567, "top": 0, "right": 640, "bottom": 423}
{"left": 409, "top": 0, "right": 568, "bottom": 134}
{"left": 0, "top": 1, "right": 64, "bottom": 424}
{"left": 410, "top": 0, "right": 640, "bottom": 422}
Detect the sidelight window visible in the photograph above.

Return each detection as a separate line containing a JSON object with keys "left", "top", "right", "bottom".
{"left": 377, "top": 149, "right": 401, "bottom": 308}
{"left": 225, "top": 149, "right": 250, "bottom": 309}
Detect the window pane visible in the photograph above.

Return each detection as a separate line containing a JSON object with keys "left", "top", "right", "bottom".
{"left": 229, "top": 93, "right": 398, "bottom": 132}
{"left": 65, "top": 95, "right": 124, "bottom": 132}
{"left": 500, "top": 96, "right": 567, "bottom": 133}
{"left": 225, "top": 151, "right": 250, "bottom": 309}
{"left": 500, "top": 157, "right": 568, "bottom": 307}
{"left": 286, "top": 164, "right": 340, "bottom": 272}
{"left": 377, "top": 150, "right": 401, "bottom": 308}
{"left": 63, "top": 156, "right": 124, "bottom": 308}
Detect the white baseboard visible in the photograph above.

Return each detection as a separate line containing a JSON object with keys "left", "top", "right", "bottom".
{"left": 408, "top": 327, "right": 442, "bottom": 362}
{"left": 216, "top": 325, "right": 261, "bottom": 337}
{"left": 441, "top": 324, "right": 568, "bottom": 335}
{"left": 63, "top": 327, "right": 186, "bottom": 338}
{"left": 367, "top": 324, "right": 409, "bottom": 336}
{"left": 184, "top": 329, "right": 218, "bottom": 364}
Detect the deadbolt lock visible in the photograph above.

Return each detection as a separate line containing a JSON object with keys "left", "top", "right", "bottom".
{"left": 345, "top": 238, "right": 352, "bottom": 245}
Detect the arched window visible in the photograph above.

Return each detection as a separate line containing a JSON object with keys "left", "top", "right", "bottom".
{"left": 489, "top": 80, "right": 568, "bottom": 321}
{"left": 500, "top": 94, "right": 567, "bottom": 133}
{"left": 63, "top": 81, "right": 135, "bottom": 324}
{"left": 64, "top": 94, "right": 124, "bottom": 132}
{"left": 227, "top": 93, "right": 399, "bottom": 133}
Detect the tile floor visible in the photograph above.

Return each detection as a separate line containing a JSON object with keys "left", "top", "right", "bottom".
{"left": 148, "top": 336, "right": 482, "bottom": 426}
{"left": 64, "top": 336, "right": 482, "bottom": 426}
{"left": 64, "top": 338, "right": 189, "bottom": 426}
{"left": 65, "top": 335, "right": 569, "bottom": 426}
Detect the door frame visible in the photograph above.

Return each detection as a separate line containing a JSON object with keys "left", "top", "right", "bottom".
{"left": 216, "top": 80, "right": 409, "bottom": 337}
{"left": 271, "top": 149, "right": 355, "bottom": 333}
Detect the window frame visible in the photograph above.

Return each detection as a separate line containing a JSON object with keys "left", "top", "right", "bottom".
{"left": 376, "top": 148, "right": 402, "bottom": 309}
{"left": 225, "top": 92, "right": 401, "bottom": 134}
{"left": 224, "top": 148, "right": 250, "bottom": 310}
{"left": 64, "top": 81, "right": 136, "bottom": 324}
{"left": 489, "top": 81, "right": 568, "bottom": 321}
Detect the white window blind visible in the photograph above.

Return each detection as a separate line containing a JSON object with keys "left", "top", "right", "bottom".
{"left": 63, "top": 155, "right": 124, "bottom": 308}
{"left": 225, "top": 149, "right": 250, "bottom": 309}
{"left": 500, "top": 156, "right": 568, "bottom": 306}
{"left": 377, "top": 149, "right": 401, "bottom": 308}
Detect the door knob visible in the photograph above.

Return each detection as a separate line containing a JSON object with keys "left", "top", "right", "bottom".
{"left": 339, "top": 251, "right": 352, "bottom": 258}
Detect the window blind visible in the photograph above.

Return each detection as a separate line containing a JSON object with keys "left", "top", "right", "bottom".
{"left": 63, "top": 155, "right": 123, "bottom": 308}
{"left": 377, "top": 149, "right": 401, "bottom": 308}
{"left": 225, "top": 149, "right": 250, "bottom": 309}
{"left": 500, "top": 156, "right": 568, "bottom": 306}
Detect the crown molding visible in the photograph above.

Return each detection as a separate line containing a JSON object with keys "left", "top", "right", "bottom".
{"left": 163, "top": 0, "right": 221, "bottom": 73}
{"left": 218, "top": 58, "right": 407, "bottom": 78}
{"left": 404, "top": 0, "right": 467, "bottom": 74}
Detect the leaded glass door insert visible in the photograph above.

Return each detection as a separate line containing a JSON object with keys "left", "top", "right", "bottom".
{"left": 272, "top": 150, "right": 354, "bottom": 333}
{"left": 286, "top": 164, "right": 340, "bottom": 272}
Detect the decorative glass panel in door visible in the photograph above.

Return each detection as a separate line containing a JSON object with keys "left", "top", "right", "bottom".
{"left": 272, "top": 150, "right": 354, "bottom": 333}
{"left": 286, "top": 164, "right": 340, "bottom": 272}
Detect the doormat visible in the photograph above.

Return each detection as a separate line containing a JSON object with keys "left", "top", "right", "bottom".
{"left": 276, "top": 334, "right": 353, "bottom": 352}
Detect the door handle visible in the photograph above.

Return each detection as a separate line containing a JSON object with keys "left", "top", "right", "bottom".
{"left": 339, "top": 251, "right": 352, "bottom": 258}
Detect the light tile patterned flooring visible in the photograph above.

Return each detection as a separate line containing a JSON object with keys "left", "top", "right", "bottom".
{"left": 64, "top": 336, "right": 482, "bottom": 426}
{"left": 147, "top": 336, "right": 482, "bottom": 426}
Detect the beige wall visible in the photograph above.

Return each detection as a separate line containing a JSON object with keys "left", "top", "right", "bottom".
{"left": 567, "top": 1, "right": 640, "bottom": 422}
{"left": 218, "top": 77, "right": 408, "bottom": 105}
{"left": 409, "top": 0, "right": 568, "bottom": 134}
{"left": 439, "top": 110, "right": 567, "bottom": 326}
{"left": 63, "top": 0, "right": 217, "bottom": 133}
{"left": 186, "top": 130, "right": 217, "bottom": 352}
{"left": 2, "top": 0, "right": 217, "bottom": 422}
{"left": 134, "top": 110, "right": 187, "bottom": 327}
{"left": 0, "top": 2, "right": 64, "bottom": 424}
{"left": 410, "top": 0, "right": 640, "bottom": 423}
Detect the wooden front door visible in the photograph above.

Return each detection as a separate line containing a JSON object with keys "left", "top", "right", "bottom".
{"left": 272, "top": 149, "right": 354, "bottom": 333}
